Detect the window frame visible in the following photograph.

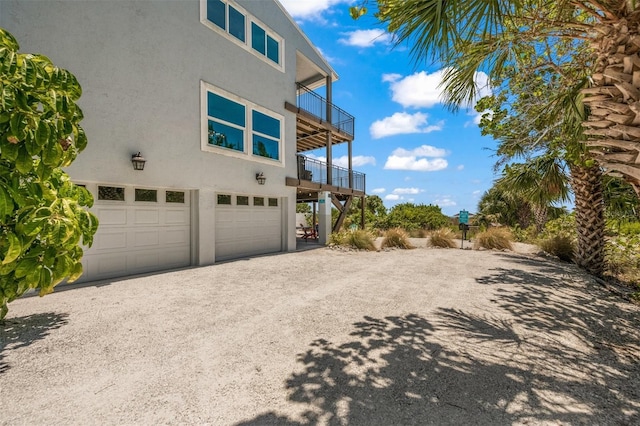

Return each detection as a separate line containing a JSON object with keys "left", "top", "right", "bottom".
{"left": 201, "top": 81, "right": 284, "bottom": 166}
{"left": 200, "top": 0, "right": 284, "bottom": 72}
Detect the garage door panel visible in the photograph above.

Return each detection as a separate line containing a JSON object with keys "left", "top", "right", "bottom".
{"left": 97, "top": 208, "right": 127, "bottom": 225}
{"left": 94, "top": 231, "right": 128, "bottom": 251}
{"left": 163, "top": 228, "right": 190, "bottom": 245}
{"left": 134, "top": 229, "right": 160, "bottom": 247}
{"left": 165, "top": 209, "right": 189, "bottom": 225}
{"left": 134, "top": 209, "right": 160, "bottom": 225}
{"left": 132, "top": 251, "right": 161, "bottom": 271}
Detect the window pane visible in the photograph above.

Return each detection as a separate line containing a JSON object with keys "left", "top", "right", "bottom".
{"left": 268, "top": 198, "right": 278, "bottom": 207}
{"left": 98, "top": 186, "right": 124, "bottom": 201}
{"left": 266, "top": 35, "right": 279, "bottom": 64}
{"left": 135, "top": 188, "right": 157, "bottom": 202}
{"left": 252, "top": 110, "right": 280, "bottom": 139}
{"left": 217, "top": 194, "right": 231, "bottom": 205}
{"left": 207, "top": 0, "right": 226, "bottom": 30}
{"left": 207, "top": 91, "right": 245, "bottom": 127}
{"left": 166, "top": 191, "right": 185, "bottom": 203}
{"left": 228, "top": 6, "right": 245, "bottom": 42}
{"left": 208, "top": 120, "right": 244, "bottom": 152}
{"left": 253, "top": 197, "right": 264, "bottom": 206}
{"left": 252, "top": 134, "right": 279, "bottom": 160}
{"left": 237, "top": 195, "right": 249, "bottom": 205}
{"left": 251, "top": 22, "right": 265, "bottom": 55}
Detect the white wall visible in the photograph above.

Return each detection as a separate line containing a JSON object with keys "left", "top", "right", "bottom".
{"left": 1, "top": 0, "right": 334, "bottom": 263}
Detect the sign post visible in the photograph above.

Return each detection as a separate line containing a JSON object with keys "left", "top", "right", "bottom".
{"left": 459, "top": 210, "right": 469, "bottom": 249}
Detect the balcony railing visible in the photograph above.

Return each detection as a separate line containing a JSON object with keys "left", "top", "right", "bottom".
{"left": 297, "top": 155, "right": 365, "bottom": 193}
{"left": 297, "top": 83, "right": 355, "bottom": 138}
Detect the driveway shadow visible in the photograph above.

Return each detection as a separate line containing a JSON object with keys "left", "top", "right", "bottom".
{"left": 238, "top": 257, "right": 640, "bottom": 425}
{"left": 0, "top": 312, "right": 69, "bottom": 374}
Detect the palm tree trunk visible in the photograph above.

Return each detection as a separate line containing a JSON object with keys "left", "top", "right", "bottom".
{"left": 570, "top": 163, "right": 606, "bottom": 276}
{"left": 532, "top": 204, "right": 548, "bottom": 234}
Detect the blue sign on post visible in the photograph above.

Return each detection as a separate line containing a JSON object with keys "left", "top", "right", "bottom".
{"left": 459, "top": 210, "right": 469, "bottom": 224}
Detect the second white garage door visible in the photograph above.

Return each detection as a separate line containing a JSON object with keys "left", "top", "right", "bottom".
{"left": 215, "top": 193, "right": 282, "bottom": 262}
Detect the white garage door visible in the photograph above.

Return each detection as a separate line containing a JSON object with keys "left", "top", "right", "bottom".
{"left": 215, "top": 194, "right": 282, "bottom": 262}
{"left": 78, "top": 184, "right": 191, "bottom": 282}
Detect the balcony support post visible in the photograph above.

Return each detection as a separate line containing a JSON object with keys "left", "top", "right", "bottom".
{"left": 326, "top": 76, "right": 333, "bottom": 186}
{"left": 348, "top": 140, "right": 353, "bottom": 189}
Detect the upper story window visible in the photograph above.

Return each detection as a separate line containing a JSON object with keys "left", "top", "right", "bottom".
{"left": 202, "top": 81, "right": 283, "bottom": 164}
{"left": 201, "top": 0, "right": 283, "bottom": 71}
{"left": 207, "top": 0, "right": 246, "bottom": 43}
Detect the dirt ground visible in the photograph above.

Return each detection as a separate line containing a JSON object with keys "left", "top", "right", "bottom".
{"left": 1, "top": 240, "right": 639, "bottom": 425}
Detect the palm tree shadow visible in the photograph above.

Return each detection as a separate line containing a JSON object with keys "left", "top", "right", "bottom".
{"left": 238, "top": 260, "right": 640, "bottom": 425}
{"left": 0, "top": 312, "right": 69, "bottom": 374}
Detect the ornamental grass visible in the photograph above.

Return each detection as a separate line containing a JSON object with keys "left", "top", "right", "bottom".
{"left": 428, "top": 228, "right": 457, "bottom": 248}
{"left": 381, "top": 228, "right": 415, "bottom": 249}
{"left": 473, "top": 227, "right": 513, "bottom": 251}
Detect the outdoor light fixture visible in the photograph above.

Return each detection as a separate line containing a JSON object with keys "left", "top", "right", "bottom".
{"left": 256, "top": 172, "right": 266, "bottom": 185}
{"left": 131, "top": 152, "right": 146, "bottom": 171}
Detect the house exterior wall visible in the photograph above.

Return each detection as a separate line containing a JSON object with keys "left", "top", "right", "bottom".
{"left": 0, "top": 0, "right": 334, "bottom": 267}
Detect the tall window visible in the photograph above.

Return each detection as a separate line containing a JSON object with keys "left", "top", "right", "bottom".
{"left": 252, "top": 110, "right": 280, "bottom": 160}
{"left": 206, "top": 0, "right": 246, "bottom": 43}
{"left": 202, "top": 83, "right": 283, "bottom": 163}
{"left": 207, "top": 91, "right": 245, "bottom": 153}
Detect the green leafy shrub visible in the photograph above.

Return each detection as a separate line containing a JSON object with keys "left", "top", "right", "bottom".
{"left": 0, "top": 29, "right": 98, "bottom": 319}
{"left": 618, "top": 221, "right": 640, "bottom": 236}
{"left": 428, "top": 228, "right": 457, "bottom": 248}
{"left": 605, "top": 234, "right": 640, "bottom": 284}
{"left": 510, "top": 225, "right": 537, "bottom": 243}
{"left": 381, "top": 228, "right": 415, "bottom": 249}
{"left": 539, "top": 235, "right": 575, "bottom": 262}
{"left": 473, "top": 227, "right": 513, "bottom": 250}
{"left": 329, "top": 230, "right": 376, "bottom": 251}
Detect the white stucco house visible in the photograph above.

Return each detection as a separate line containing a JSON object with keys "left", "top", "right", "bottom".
{"left": 0, "top": 0, "right": 366, "bottom": 282}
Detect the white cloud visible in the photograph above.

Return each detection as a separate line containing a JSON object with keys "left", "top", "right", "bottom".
{"left": 383, "top": 144, "right": 448, "bottom": 172}
{"left": 339, "top": 29, "right": 391, "bottom": 47}
{"left": 385, "top": 156, "right": 448, "bottom": 172}
{"left": 278, "top": 0, "right": 349, "bottom": 20}
{"left": 473, "top": 190, "right": 482, "bottom": 196}
{"left": 457, "top": 165, "right": 465, "bottom": 170}
{"left": 392, "top": 187, "right": 421, "bottom": 195}
{"left": 385, "top": 69, "right": 492, "bottom": 109}
{"left": 391, "top": 145, "right": 447, "bottom": 158}
{"left": 306, "top": 154, "right": 375, "bottom": 168}
{"left": 382, "top": 73, "right": 402, "bottom": 83}
{"left": 434, "top": 198, "right": 457, "bottom": 207}
{"left": 370, "top": 112, "right": 444, "bottom": 139}
{"left": 371, "top": 188, "right": 386, "bottom": 194}
{"left": 385, "top": 194, "right": 401, "bottom": 201}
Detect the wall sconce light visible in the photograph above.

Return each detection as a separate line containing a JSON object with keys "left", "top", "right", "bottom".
{"left": 256, "top": 172, "right": 266, "bottom": 185}
{"left": 131, "top": 152, "right": 146, "bottom": 171}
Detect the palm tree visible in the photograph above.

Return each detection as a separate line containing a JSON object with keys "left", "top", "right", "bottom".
{"left": 352, "top": 0, "right": 633, "bottom": 275}
{"left": 498, "top": 157, "right": 571, "bottom": 233}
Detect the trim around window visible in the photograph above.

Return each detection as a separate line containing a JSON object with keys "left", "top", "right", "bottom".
{"left": 200, "top": 0, "right": 284, "bottom": 72}
{"left": 201, "top": 81, "right": 284, "bottom": 166}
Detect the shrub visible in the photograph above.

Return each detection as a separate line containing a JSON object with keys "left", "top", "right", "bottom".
{"left": 473, "top": 227, "right": 513, "bottom": 250}
{"left": 408, "top": 228, "right": 428, "bottom": 238}
{"left": 619, "top": 221, "right": 640, "bottom": 236}
{"left": 329, "top": 230, "right": 376, "bottom": 251}
{"left": 539, "top": 235, "right": 575, "bottom": 262}
{"left": 605, "top": 234, "right": 640, "bottom": 283}
{"left": 382, "top": 228, "right": 415, "bottom": 249}
{"left": 428, "top": 228, "right": 457, "bottom": 248}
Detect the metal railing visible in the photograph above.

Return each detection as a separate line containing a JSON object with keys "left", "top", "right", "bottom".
{"left": 296, "top": 83, "right": 355, "bottom": 138}
{"left": 297, "top": 155, "right": 365, "bottom": 192}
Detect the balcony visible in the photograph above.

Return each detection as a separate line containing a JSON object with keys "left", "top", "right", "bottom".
{"left": 285, "top": 83, "right": 355, "bottom": 152}
{"left": 287, "top": 154, "right": 366, "bottom": 201}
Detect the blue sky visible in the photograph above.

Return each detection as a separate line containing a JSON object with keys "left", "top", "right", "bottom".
{"left": 279, "top": 0, "right": 499, "bottom": 216}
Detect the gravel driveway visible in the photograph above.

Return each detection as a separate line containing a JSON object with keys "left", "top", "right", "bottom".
{"left": 1, "top": 241, "right": 639, "bottom": 425}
